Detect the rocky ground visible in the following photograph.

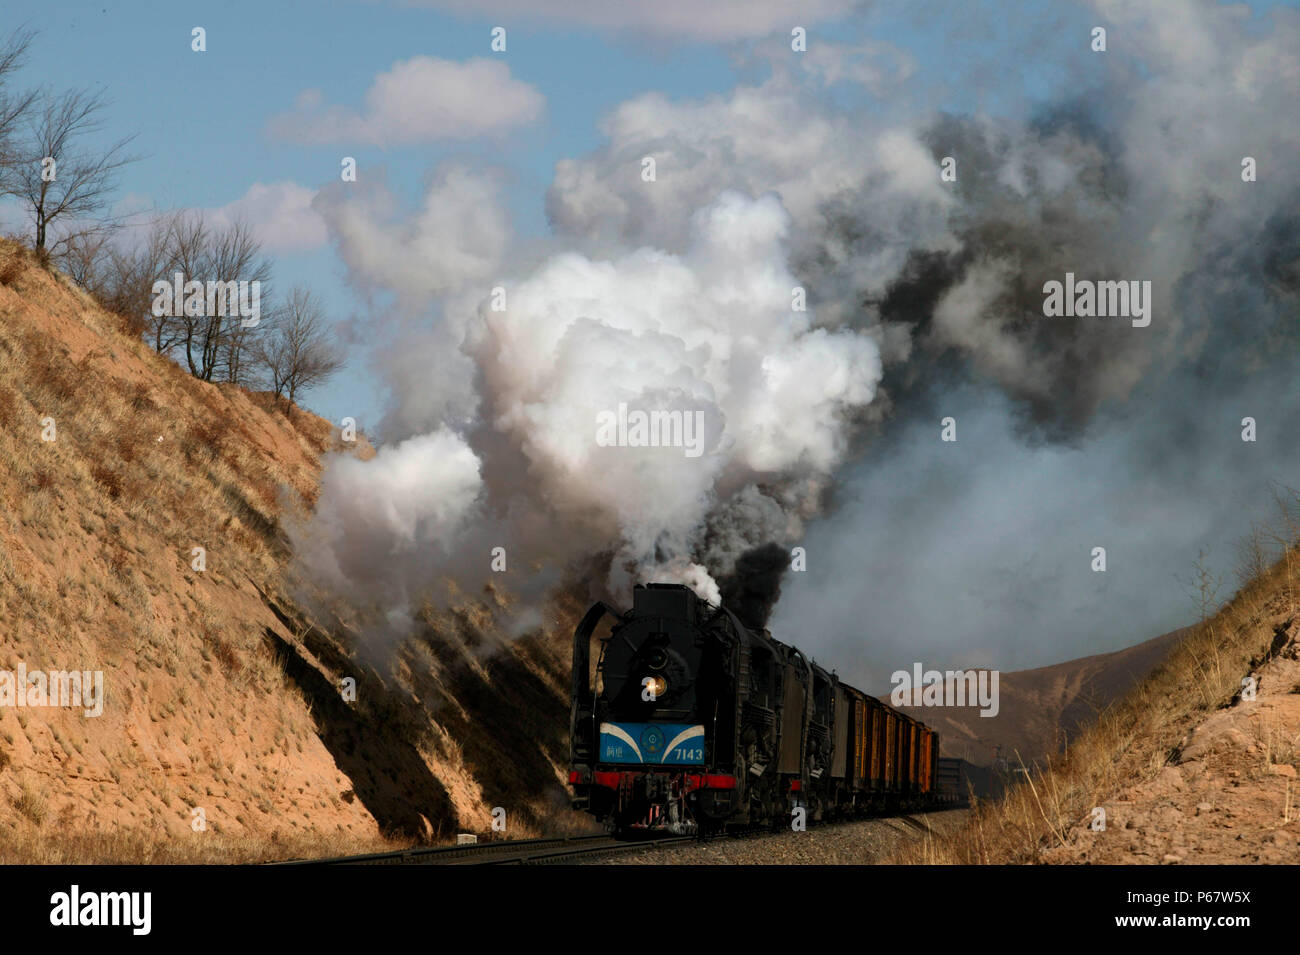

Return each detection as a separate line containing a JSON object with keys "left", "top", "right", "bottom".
{"left": 1041, "top": 618, "right": 1300, "bottom": 864}
{"left": 590, "top": 808, "right": 969, "bottom": 864}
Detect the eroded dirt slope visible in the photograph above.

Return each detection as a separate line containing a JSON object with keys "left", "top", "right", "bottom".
{"left": 1041, "top": 616, "right": 1300, "bottom": 864}
{"left": 0, "top": 243, "right": 586, "bottom": 861}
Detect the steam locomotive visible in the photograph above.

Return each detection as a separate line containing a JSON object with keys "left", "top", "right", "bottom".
{"left": 568, "top": 583, "right": 949, "bottom": 835}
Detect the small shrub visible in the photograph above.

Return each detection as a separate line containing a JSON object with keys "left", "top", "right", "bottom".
{"left": 253, "top": 476, "right": 279, "bottom": 513}
{"left": 107, "top": 544, "right": 130, "bottom": 576}
{"left": 213, "top": 639, "right": 241, "bottom": 674}
{"left": 0, "top": 255, "right": 22, "bottom": 287}
{"left": 128, "top": 381, "right": 154, "bottom": 412}
{"left": 0, "top": 387, "right": 19, "bottom": 428}
{"left": 13, "top": 780, "right": 47, "bottom": 826}
{"left": 112, "top": 310, "right": 149, "bottom": 339}
{"left": 114, "top": 433, "right": 138, "bottom": 463}
{"left": 91, "top": 465, "right": 124, "bottom": 499}
{"left": 201, "top": 618, "right": 242, "bottom": 675}
{"left": 185, "top": 418, "right": 232, "bottom": 459}
{"left": 111, "top": 419, "right": 149, "bottom": 464}
{"left": 23, "top": 335, "right": 79, "bottom": 403}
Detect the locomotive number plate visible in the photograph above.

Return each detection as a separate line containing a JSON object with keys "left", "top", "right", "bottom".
{"left": 598, "top": 722, "right": 705, "bottom": 765}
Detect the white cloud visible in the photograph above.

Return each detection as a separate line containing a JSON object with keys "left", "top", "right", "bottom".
{"left": 207, "top": 181, "right": 328, "bottom": 253}
{"left": 269, "top": 56, "right": 544, "bottom": 145}
{"left": 799, "top": 40, "right": 916, "bottom": 95}
{"left": 405, "top": 0, "right": 858, "bottom": 41}
{"left": 313, "top": 164, "right": 510, "bottom": 301}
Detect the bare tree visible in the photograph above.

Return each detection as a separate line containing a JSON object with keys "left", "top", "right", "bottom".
{"left": 257, "top": 286, "right": 344, "bottom": 408}
{"left": 1269, "top": 482, "right": 1300, "bottom": 550}
{"left": 202, "top": 219, "right": 271, "bottom": 383}
{"left": 60, "top": 216, "right": 172, "bottom": 338}
{"left": 1233, "top": 522, "right": 1272, "bottom": 589}
{"left": 1268, "top": 482, "right": 1300, "bottom": 614}
{"left": 97, "top": 210, "right": 272, "bottom": 381}
{"left": 159, "top": 213, "right": 271, "bottom": 382}
{"left": 54, "top": 226, "right": 113, "bottom": 290}
{"left": 0, "top": 28, "right": 37, "bottom": 175}
{"left": 155, "top": 210, "right": 210, "bottom": 359}
{"left": 51, "top": 207, "right": 284, "bottom": 389}
{"left": 13, "top": 87, "right": 136, "bottom": 256}
{"left": 109, "top": 215, "right": 175, "bottom": 341}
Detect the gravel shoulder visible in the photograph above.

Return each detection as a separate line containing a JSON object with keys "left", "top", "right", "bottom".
{"left": 590, "top": 809, "right": 969, "bottom": 864}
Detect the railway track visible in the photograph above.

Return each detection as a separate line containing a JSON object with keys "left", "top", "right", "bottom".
{"left": 279, "top": 832, "right": 697, "bottom": 866}
{"left": 893, "top": 814, "right": 934, "bottom": 833}
{"left": 281, "top": 805, "right": 960, "bottom": 866}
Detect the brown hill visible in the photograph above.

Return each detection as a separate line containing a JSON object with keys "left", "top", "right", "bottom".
{"left": 890, "top": 521, "right": 1300, "bottom": 863}
{"left": 0, "top": 241, "right": 586, "bottom": 862}
{"left": 895, "top": 628, "right": 1189, "bottom": 776}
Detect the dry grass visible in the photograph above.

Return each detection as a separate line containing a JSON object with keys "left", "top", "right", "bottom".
{"left": 12, "top": 778, "right": 48, "bottom": 826}
{"left": 0, "top": 818, "right": 405, "bottom": 865}
{"left": 90, "top": 463, "right": 125, "bottom": 499}
{"left": 0, "top": 386, "right": 18, "bottom": 428}
{"left": 0, "top": 244, "right": 25, "bottom": 287}
{"left": 892, "top": 522, "right": 1300, "bottom": 864}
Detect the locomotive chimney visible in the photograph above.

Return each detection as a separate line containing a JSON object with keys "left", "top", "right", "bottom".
{"left": 632, "top": 583, "right": 697, "bottom": 624}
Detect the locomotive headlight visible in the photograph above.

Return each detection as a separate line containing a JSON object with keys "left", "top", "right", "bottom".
{"left": 643, "top": 674, "right": 668, "bottom": 701}
{"left": 646, "top": 647, "right": 669, "bottom": 670}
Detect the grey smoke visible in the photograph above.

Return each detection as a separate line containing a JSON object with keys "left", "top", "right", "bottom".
{"left": 719, "top": 542, "right": 791, "bottom": 631}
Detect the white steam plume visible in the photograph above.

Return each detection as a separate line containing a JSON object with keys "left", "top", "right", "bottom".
{"left": 292, "top": 190, "right": 882, "bottom": 628}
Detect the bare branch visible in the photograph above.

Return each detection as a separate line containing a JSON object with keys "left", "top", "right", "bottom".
{"left": 0, "top": 28, "right": 37, "bottom": 175}
{"left": 256, "top": 286, "right": 344, "bottom": 408}
{"left": 12, "top": 86, "right": 138, "bottom": 253}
